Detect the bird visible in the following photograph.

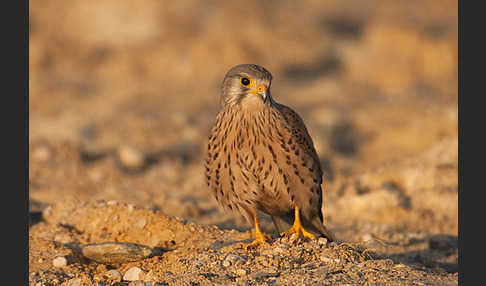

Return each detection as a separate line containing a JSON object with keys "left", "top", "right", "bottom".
{"left": 204, "top": 64, "right": 334, "bottom": 245}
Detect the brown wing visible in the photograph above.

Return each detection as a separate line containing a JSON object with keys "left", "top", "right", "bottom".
{"left": 276, "top": 103, "right": 323, "bottom": 184}
{"left": 274, "top": 103, "right": 324, "bottom": 217}
{"left": 273, "top": 103, "right": 335, "bottom": 240}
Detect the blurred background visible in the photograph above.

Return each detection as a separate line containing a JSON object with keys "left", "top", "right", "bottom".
{"left": 29, "top": 0, "right": 457, "bottom": 250}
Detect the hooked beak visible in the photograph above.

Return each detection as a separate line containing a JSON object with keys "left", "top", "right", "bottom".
{"left": 252, "top": 85, "right": 269, "bottom": 103}
{"left": 259, "top": 90, "right": 269, "bottom": 103}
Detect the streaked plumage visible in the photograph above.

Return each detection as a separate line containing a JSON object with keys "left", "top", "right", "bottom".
{"left": 205, "top": 64, "right": 334, "bottom": 244}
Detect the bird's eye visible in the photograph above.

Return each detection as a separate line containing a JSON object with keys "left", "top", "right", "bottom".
{"left": 241, "top": 77, "right": 251, "bottom": 86}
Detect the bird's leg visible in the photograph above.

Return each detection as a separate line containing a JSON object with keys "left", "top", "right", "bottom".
{"left": 250, "top": 213, "right": 271, "bottom": 246}
{"left": 282, "top": 206, "right": 315, "bottom": 240}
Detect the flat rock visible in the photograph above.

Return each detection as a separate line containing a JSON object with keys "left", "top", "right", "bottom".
{"left": 81, "top": 242, "right": 153, "bottom": 263}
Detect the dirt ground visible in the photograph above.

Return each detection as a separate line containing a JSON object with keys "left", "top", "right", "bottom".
{"left": 29, "top": 1, "right": 458, "bottom": 285}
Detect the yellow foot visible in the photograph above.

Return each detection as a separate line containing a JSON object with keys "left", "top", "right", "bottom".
{"left": 250, "top": 232, "right": 272, "bottom": 247}
{"left": 247, "top": 214, "right": 272, "bottom": 248}
{"left": 282, "top": 225, "right": 315, "bottom": 241}
{"left": 282, "top": 206, "right": 315, "bottom": 241}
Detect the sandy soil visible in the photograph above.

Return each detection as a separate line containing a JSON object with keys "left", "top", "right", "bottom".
{"left": 29, "top": 1, "right": 458, "bottom": 285}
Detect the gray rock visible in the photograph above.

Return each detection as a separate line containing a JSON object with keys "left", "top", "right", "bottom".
{"left": 82, "top": 242, "right": 153, "bottom": 263}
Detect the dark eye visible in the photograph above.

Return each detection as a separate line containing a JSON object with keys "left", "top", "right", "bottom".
{"left": 241, "top": 77, "right": 250, "bottom": 86}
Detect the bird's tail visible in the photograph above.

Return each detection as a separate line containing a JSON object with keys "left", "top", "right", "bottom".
{"left": 309, "top": 216, "right": 335, "bottom": 242}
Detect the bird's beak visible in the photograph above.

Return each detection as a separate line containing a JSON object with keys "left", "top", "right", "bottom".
{"left": 253, "top": 85, "right": 269, "bottom": 103}
{"left": 259, "top": 90, "right": 269, "bottom": 103}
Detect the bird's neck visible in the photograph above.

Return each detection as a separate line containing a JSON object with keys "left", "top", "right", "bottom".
{"left": 239, "top": 96, "right": 270, "bottom": 113}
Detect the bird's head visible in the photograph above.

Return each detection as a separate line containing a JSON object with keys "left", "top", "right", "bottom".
{"left": 220, "top": 64, "right": 273, "bottom": 108}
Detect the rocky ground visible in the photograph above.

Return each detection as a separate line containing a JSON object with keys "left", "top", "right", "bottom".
{"left": 29, "top": 1, "right": 458, "bottom": 285}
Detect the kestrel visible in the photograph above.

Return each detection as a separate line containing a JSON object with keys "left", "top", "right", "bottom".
{"left": 205, "top": 64, "right": 334, "bottom": 245}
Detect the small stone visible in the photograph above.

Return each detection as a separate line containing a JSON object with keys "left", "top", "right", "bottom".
{"left": 143, "top": 270, "right": 157, "bottom": 282}
{"left": 222, "top": 260, "right": 231, "bottom": 267}
{"left": 42, "top": 205, "right": 52, "bottom": 217}
{"left": 65, "top": 278, "right": 82, "bottom": 286}
{"left": 362, "top": 233, "right": 373, "bottom": 242}
{"left": 134, "top": 218, "right": 147, "bottom": 229}
{"left": 33, "top": 145, "right": 51, "bottom": 162}
{"left": 107, "top": 200, "right": 118, "bottom": 206}
{"left": 128, "top": 281, "right": 145, "bottom": 286}
{"left": 124, "top": 267, "right": 144, "bottom": 281}
{"left": 54, "top": 233, "right": 71, "bottom": 244}
{"left": 117, "top": 145, "right": 146, "bottom": 169}
{"left": 318, "top": 237, "right": 328, "bottom": 246}
{"left": 272, "top": 246, "right": 284, "bottom": 255}
{"left": 105, "top": 270, "right": 122, "bottom": 281}
{"left": 52, "top": 256, "right": 67, "bottom": 268}
{"left": 319, "top": 256, "right": 333, "bottom": 263}
{"left": 236, "top": 269, "right": 247, "bottom": 276}
{"left": 127, "top": 204, "right": 135, "bottom": 212}
{"left": 225, "top": 254, "right": 245, "bottom": 265}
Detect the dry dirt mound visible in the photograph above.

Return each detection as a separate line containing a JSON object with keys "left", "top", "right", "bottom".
{"left": 29, "top": 201, "right": 457, "bottom": 285}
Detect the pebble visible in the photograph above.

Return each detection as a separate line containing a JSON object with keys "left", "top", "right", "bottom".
{"left": 362, "top": 233, "right": 373, "bottom": 242}
{"left": 222, "top": 260, "right": 231, "bottom": 267}
{"left": 319, "top": 256, "right": 335, "bottom": 263}
{"left": 272, "top": 246, "right": 285, "bottom": 255}
{"left": 128, "top": 281, "right": 145, "bottom": 286}
{"left": 32, "top": 145, "right": 51, "bottom": 162}
{"left": 105, "top": 270, "right": 122, "bottom": 281}
{"left": 42, "top": 205, "right": 52, "bottom": 217}
{"left": 127, "top": 204, "right": 135, "bottom": 212}
{"left": 82, "top": 242, "right": 153, "bottom": 263}
{"left": 236, "top": 269, "right": 247, "bottom": 276}
{"left": 318, "top": 237, "right": 328, "bottom": 246}
{"left": 65, "top": 278, "right": 82, "bottom": 286}
{"left": 117, "top": 145, "right": 146, "bottom": 169}
{"left": 52, "top": 256, "right": 67, "bottom": 268}
{"left": 225, "top": 253, "right": 246, "bottom": 265}
{"left": 54, "top": 233, "right": 71, "bottom": 244}
{"left": 124, "top": 267, "right": 144, "bottom": 281}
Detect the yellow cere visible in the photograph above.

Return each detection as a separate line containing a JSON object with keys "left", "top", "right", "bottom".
{"left": 257, "top": 85, "right": 266, "bottom": 93}
{"left": 251, "top": 85, "right": 267, "bottom": 97}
